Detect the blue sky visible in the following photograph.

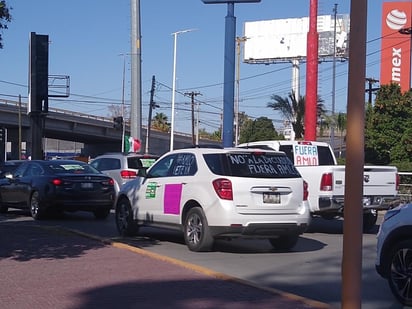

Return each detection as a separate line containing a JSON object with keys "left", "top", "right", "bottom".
{"left": 0, "top": 0, "right": 389, "bottom": 135}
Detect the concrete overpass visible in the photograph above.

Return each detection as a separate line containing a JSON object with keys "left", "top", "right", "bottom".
{"left": 0, "top": 99, "right": 220, "bottom": 159}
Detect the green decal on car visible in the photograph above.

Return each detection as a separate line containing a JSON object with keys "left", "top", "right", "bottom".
{"left": 146, "top": 182, "right": 157, "bottom": 198}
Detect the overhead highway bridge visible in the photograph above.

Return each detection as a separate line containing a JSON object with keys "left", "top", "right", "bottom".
{"left": 0, "top": 99, "right": 220, "bottom": 159}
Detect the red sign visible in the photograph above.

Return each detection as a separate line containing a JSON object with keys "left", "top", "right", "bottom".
{"left": 381, "top": 2, "right": 412, "bottom": 92}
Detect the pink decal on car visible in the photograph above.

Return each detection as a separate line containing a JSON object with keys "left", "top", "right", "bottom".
{"left": 164, "top": 184, "right": 183, "bottom": 214}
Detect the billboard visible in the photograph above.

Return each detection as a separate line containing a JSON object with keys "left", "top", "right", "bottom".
{"left": 380, "top": 1, "right": 412, "bottom": 92}
{"left": 243, "top": 14, "right": 350, "bottom": 63}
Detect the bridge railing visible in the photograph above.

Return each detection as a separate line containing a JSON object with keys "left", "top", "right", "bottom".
{"left": 0, "top": 98, "right": 112, "bottom": 123}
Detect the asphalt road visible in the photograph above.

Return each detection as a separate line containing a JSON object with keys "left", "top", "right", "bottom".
{"left": 1, "top": 209, "right": 408, "bottom": 309}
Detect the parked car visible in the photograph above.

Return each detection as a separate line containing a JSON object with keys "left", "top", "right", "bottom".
{"left": 90, "top": 153, "right": 159, "bottom": 193}
{"left": 376, "top": 202, "right": 412, "bottom": 306}
{"left": 0, "top": 160, "right": 115, "bottom": 220}
{"left": 0, "top": 160, "right": 25, "bottom": 178}
{"left": 115, "top": 147, "right": 310, "bottom": 252}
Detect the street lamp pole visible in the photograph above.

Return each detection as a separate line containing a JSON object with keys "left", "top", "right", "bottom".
{"left": 121, "top": 54, "right": 126, "bottom": 152}
{"left": 170, "top": 29, "right": 196, "bottom": 151}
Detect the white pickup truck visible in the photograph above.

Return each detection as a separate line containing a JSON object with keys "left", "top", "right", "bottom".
{"left": 238, "top": 140, "right": 400, "bottom": 231}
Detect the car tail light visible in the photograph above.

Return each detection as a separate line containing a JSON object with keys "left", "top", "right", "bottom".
{"left": 102, "top": 178, "right": 115, "bottom": 186}
{"left": 52, "top": 178, "right": 63, "bottom": 186}
{"left": 320, "top": 173, "right": 333, "bottom": 191}
{"left": 213, "top": 178, "right": 233, "bottom": 200}
{"left": 303, "top": 180, "right": 308, "bottom": 201}
{"left": 120, "top": 170, "right": 137, "bottom": 179}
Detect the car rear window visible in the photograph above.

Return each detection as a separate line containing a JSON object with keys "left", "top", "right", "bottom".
{"left": 278, "top": 145, "right": 335, "bottom": 166}
{"left": 128, "top": 156, "right": 158, "bottom": 169}
{"left": 203, "top": 152, "right": 301, "bottom": 178}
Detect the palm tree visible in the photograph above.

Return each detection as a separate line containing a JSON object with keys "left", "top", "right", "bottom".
{"left": 267, "top": 91, "right": 305, "bottom": 139}
{"left": 152, "top": 112, "right": 170, "bottom": 132}
{"left": 267, "top": 91, "right": 327, "bottom": 139}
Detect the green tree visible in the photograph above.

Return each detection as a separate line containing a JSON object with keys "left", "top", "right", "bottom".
{"left": 336, "top": 112, "right": 347, "bottom": 157}
{"left": 238, "top": 116, "right": 281, "bottom": 144}
{"left": 198, "top": 128, "right": 221, "bottom": 141}
{"left": 365, "top": 83, "right": 412, "bottom": 166}
{"left": 151, "top": 112, "right": 170, "bottom": 132}
{"left": 267, "top": 91, "right": 327, "bottom": 140}
{"left": 0, "top": 1, "right": 12, "bottom": 49}
{"left": 267, "top": 91, "right": 305, "bottom": 139}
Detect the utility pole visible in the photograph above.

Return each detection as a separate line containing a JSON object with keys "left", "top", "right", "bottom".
{"left": 145, "top": 75, "right": 158, "bottom": 154}
{"left": 365, "top": 77, "right": 379, "bottom": 105}
{"left": 236, "top": 36, "right": 247, "bottom": 146}
{"left": 331, "top": 3, "right": 338, "bottom": 149}
{"left": 185, "top": 91, "right": 201, "bottom": 145}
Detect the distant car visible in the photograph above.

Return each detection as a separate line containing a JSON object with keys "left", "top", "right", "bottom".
{"left": 0, "top": 160, "right": 25, "bottom": 178}
{"left": 115, "top": 147, "right": 310, "bottom": 252}
{"left": 90, "top": 153, "right": 159, "bottom": 194}
{"left": 376, "top": 202, "right": 412, "bottom": 305}
{"left": 0, "top": 160, "right": 115, "bottom": 220}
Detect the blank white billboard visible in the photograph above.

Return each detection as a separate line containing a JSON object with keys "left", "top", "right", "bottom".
{"left": 243, "top": 14, "right": 350, "bottom": 63}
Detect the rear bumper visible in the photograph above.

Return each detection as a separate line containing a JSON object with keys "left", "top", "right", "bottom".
{"left": 44, "top": 193, "right": 115, "bottom": 211}
{"left": 318, "top": 195, "right": 400, "bottom": 212}
{"left": 209, "top": 222, "right": 309, "bottom": 239}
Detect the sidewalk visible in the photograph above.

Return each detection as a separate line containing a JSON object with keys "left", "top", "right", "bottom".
{"left": 0, "top": 222, "right": 331, "bottom": 309}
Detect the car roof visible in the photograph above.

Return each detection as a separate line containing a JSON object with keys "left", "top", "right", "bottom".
{"left": 28, "top": 160, "right": 88, "bottom": 164}
{"left": 164, "top": 147, "right": 284, "bottom": 155}
{"left": 239, "top": 140, "right": 331, "bottom": 147}
{"left": 93, "top": 153, "right": 159, "bottom": 159}
{"left": 1, "top": 160, "right": 26, "bottom": 166}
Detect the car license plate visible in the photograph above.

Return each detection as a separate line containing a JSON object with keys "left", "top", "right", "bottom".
{"left": 81, "top": 182, "right": 93, "bottom": 189}
{"left": 263, "top": 192, "right": 280, "bottom": 204}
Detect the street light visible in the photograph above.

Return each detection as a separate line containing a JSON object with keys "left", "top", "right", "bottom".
{"left": 170, "top": 28, "right": 196, "bottom": 151}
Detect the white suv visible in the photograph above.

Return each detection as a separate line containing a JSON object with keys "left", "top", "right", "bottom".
{"left": 90, "top": 153, "right": 158, "bottom": 194}
{"left": 115, "top": 147, "right": 310, "bottom": 252}
{"left": 376, "top": 202, "right": 412, "bottom": 305}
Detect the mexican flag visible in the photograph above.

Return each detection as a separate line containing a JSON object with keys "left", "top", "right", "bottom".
{"left": 124, "top": 135, "right": 141, "bottom": 153}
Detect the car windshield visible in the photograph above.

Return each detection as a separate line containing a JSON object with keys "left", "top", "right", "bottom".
{"left": 0, "top": 163, "right": 23, "bottom": 176}
{"left": 203, "top": 152, "right": 301, "bottom": 178}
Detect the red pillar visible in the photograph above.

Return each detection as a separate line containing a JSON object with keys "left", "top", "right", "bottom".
{"left": 304, "top": 0, "right": 318, "bottom": 141}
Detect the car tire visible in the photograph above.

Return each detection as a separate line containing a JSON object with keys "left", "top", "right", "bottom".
{"left": 387, "top": 239, "right": 412, "bottom": 306}
{"left": 30, "top": 191, "right": 44, "bottom": 220}
{"left": 115, "top": 197, "right": 139, "bottom": 236}
{"left": 183, "top": 207, "right": 214, "bottom": 252}
{"left": 93, "top": 208, "right": 111, "bottom": 220}
{"left": 269, "top": 234, "right": 299, "bottom": 250}
{"left": 363, "top": 210, "right": 378, "bottom": 232}
{"left": 0, "top": 196, "right": 8, "bottom": 214}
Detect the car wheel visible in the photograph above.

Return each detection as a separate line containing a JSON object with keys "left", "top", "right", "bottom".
{"left": 363, "top": 210, "right": 378, "bottom": 232}
{"left": 269, "top": 234, "right": 299, "bottom": 250}
{"left": 183, "top": 207, "right": 214, "bottom": 252}
{"left": 115, "top": 197, "right": 139, "bottom": 236}
{"left": 30, "top": 191, "right": 44, "bottom": 220}
{"left": 93, "top": 208, "right": 111, "bottom": 220}
{"left": 0, "top": 196, "right": 8, "bottom": 214}
{"left": 387, "top": 239, "right": 412, "bottom": 306}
